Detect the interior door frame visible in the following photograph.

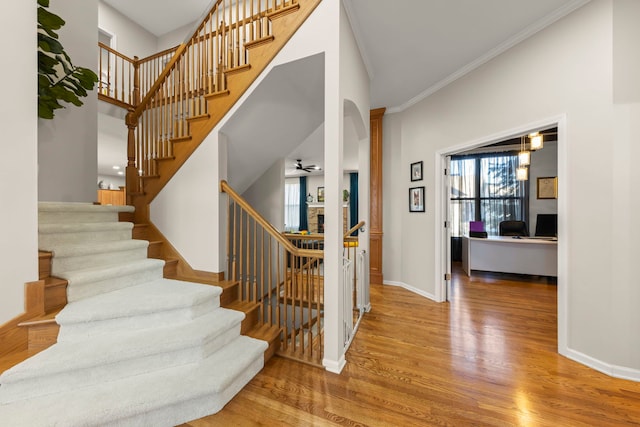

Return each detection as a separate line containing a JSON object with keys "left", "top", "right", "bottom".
{"left": 434, "top": 115, "right": 568, "bottom": 354}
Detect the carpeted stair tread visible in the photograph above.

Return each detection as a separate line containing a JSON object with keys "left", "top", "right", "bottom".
{"left": 40, "top": 238, "right": 149, "bottom": 258}
{"left": 58, "top": 279, "right": 223, "bottom": 324}
{"left": 39, "top": 222, "right": 134, "bottom": 246}
{"left": 39, "top": 202, "right": 134, "bottom": 224}
{"left": 0, "top": 335, "right": 267, "bottom": 427}
{"left": 0, "top": 309, "right": 246, "bottom": 402}
{"left": 56, "top": 279, "right": 223, "bottom": 341}
{"left": 38, "top": 202, "right": 134, "bottom": 213}
{"left": 60, "top": 258, "right": 164, "bottom": 286}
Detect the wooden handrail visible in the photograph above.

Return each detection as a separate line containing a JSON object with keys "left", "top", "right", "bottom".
{"left": 221, "top": 180, "right": 323, "bottom": 258}
{"left": 344, "top": 221, "right": 365, "bottom": 239}
{"left": 98, "top": 42, "right": 136, "bottom": 63}
{"left": 138, "top": 45, "right": 180, "bottom": 64}
{"left": 131, "top": 43, "right": 188, "bottom": 119}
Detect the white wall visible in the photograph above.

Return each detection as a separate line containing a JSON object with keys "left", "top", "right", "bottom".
{"left": 243, "top": 160, "right": 285, "bottom": 228}
{"left": 0, "top": 1, "right": 39, "bottom": 323}
{"left": 157, "top": 21, "right": 195, "bottom": 51}
{"left": 39, "top": 0, "right": 98, "bottom": 203}
{"left": 98, "top": 1, "right": 158, "bottom": 58}
{"left": 529, "top": 140, "right": 558, "bottom": 235}
{"left": 383, "top": 0, "right": 640, "bottom": 377}
{"left": 152, "top": 0, "right": 364, "bottom": 372}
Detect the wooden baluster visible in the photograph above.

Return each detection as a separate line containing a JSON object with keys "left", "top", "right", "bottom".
{"left": 239, "top": 208, "right": 244, "bottom": 299}
{"left": 125, "top": 110, "right": 138, "bottom": 201}
{"left": 98, "top": 47, "right": 103, "bottom": 95}
{"left": 106, "top": 51, "right": 111, "bottom": 98}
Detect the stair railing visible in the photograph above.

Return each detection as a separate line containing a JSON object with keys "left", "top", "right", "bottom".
{"left": 98, "top": 43, "right": 179, "bottom": 108}
{"left": 221, "top": 179, "right": 324, "bottom": 366}
{"left": 125, "top": 0, "right": 299, "bottom": 199}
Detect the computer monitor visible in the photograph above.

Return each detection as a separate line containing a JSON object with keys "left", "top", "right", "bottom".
{"left": 535, "top": 214, "right": 557, "bottom": 237}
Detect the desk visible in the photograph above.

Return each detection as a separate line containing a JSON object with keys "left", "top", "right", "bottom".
{"left": 462, "top": 236, "right": 557, "bottom": 277}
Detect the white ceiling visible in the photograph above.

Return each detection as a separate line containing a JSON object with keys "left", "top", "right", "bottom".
{"left": 102, "top": 0, "right": 214, "bottom": 37}
{"left": 98, "top": 0, "right": 590, "bottom": 179}
{"left": 102, "top": 0, "right": 590, "bottom": 111}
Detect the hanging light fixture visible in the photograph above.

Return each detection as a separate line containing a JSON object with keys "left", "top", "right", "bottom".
{"left": 516, "top": 165, "right": 529, "bottom": 181}
{"left": 529, "top": 132, "right": 544, "bottom": 150}
{"left": 516, "top": 135, "right": 529, "bottom": 181}
{"left": 518, "top": 136, "right": 531, "bottom": 167}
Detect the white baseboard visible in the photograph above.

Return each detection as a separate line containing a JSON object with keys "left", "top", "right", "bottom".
{"left": 383, "top": 281, "right": 437, "bottom": 301}
{"left": 562, "top": 348, "right": 640, "bottom": 382}
{"left": 323, "top": 355, "right": 346, "bottom": 374}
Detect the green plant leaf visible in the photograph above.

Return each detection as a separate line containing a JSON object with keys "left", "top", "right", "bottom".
{"left": 37, "top": 7, "right": 65, "bottom": 32}
{"left": 37, "top": 0, "right": 97, "bottom": 120}
{"left": 38, "top": 51, "right": 59, "bottom": 76}
{"left": 38, "top": 33, "right": 64, "bottom": 54}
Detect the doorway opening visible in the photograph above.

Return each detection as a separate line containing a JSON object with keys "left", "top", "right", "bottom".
{"left": 435, "top": 115, "right": 568, "bottom": 351}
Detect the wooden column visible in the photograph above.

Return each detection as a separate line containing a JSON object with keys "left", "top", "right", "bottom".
{"left": 370, "top": 108, "right": 385, "bottom": 285}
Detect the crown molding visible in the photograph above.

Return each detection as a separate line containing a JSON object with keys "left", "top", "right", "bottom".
{"left": 386, "top": 0, "right": 592, "bottom": 114}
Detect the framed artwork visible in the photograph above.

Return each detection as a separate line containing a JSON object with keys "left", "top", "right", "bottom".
{"left": 317, "top": 186, "right": 325, "bottom": 203}
{"left": 409, "top": 186, "right": 425, "bottom": 212}
{"left": 411, "top": 161, "right": 423, "bottom": 182}
{"left": 537, "top": 177, "right": 557, "bottom": 199}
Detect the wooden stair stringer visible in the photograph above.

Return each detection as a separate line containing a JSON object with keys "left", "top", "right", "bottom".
{"left": 139, "top": 0, "right": 323, "bottom": 205}
{"left": 140, "top": 220, "right": 224, "bottom": 281}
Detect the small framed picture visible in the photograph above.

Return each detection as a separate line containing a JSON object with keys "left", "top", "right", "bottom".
{"left": 317, "top": 186, "right": 325, "bottom": 203}
{"left": 410, "top": 161, "right": 423, "bottom": 182}
{"left": 409, "top": 186, "right": 425, "bottom": 212}
{"left": 537, "top": 177, "right": 557, "bottom": 199}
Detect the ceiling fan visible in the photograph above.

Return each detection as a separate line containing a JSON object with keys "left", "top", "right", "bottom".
{"left": 295, "top": 159, "right": 321, "bottom": 173}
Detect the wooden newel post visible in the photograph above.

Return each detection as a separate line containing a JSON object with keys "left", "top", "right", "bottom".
{"left": 125, "top": 109, "right": 138, "bottom": 205}
{"left": 132, "top": 56, "right": 140, "bottom": 107}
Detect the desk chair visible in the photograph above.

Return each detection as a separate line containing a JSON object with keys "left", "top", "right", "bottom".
{"left": 469, "top": 221, "right": 487, "bottom": 238}
{"left": 535, "top": 214, "right": 557, "bottom": 237}
{"left": 499, "top": 220, "right": 528, "bottom": 237}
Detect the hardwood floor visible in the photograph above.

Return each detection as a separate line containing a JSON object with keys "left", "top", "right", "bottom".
{"left": 186, "top": 264, "right": 640, "bottom": 426}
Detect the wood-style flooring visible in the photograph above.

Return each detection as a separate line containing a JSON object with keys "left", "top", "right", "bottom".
{"left": 184, "top": 264, "right": 640, "bottom": 426}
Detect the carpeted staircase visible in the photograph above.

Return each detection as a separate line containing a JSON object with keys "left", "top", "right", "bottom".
{"left": 0, "top": 202, "right": 267, "bottom": 426}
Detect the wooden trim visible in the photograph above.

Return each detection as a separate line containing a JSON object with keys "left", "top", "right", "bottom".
{"left": 370, "top": 108, "right": 386, "bottom": 285}
{"left": 267, "top": 2, "right": 301, "bottom": 19}
{"left": 245, "top": 35, "right": 275, "bottom": 50}
{"left": 225, "top": 64, "right": 252, "bottom": 76}
{"left": 143, "top": 221, "right": 229, "bottom": 281}
{"left": 344, "top": 220, "right": 366, "bottom": 239}
{"left": 0, "top": 280, "right": 45, "bottom": 357}
{"left": 98, "top": 93, "right": 133, "bottom": 110}
{"left": 137, "top": 45, "right": 180, "bottom": 65}
{"left": 98, "top": 42, "right": 136, "bottom": 63}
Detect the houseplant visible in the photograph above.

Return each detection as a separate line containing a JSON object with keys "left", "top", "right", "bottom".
{"left": 37, "top": 0, "right": 98, "bottom": 119}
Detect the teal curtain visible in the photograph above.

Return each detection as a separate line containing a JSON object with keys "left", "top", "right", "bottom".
{"left": 299, "top": 176, "right": 308, "bottom": 231}
{"left": 349, "top": 172, "right": 358, "bottom": 235}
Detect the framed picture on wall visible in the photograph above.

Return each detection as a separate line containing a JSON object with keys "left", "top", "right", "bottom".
{"left": 317, "top": 187, "right": 325, "bottom": 203}
{"left": 537, "top": 176, "right": 558, "bottom": 199}
{"left": 409, "top": 186, "right": 425, "bottom": 212}
{"left": 410, "top": 161, "right": 423, "bottom": 182}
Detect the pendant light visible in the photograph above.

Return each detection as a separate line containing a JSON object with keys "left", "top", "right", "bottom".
{"left": 529, "top": 132, "right": 544, "bottom": 150}
{"left": 516, "top": 135, "right": 529, "bottom": 181}
{"left": 518, "top": 136, "right": 531, "bottom": 167}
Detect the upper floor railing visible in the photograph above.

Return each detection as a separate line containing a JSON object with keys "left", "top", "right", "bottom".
{"left": 125, "top": 0, "right": 300, "bottom": 197}
{"left": 98, "top": 43, "right": 179, "bottom": 108}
